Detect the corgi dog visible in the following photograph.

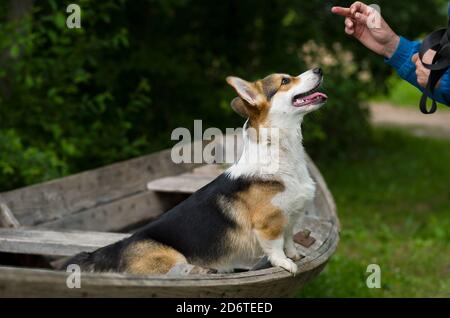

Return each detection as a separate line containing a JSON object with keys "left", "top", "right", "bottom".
{"left": 64, "top": 68, "right": 327, "bottom": 275}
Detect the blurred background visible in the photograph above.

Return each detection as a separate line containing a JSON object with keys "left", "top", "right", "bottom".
{"left": 0, "top": 0, "right": 449, "bottom": 296}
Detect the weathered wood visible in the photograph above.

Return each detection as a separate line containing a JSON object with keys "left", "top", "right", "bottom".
{"left": 0, "top": 200, "right": 20, "bottom": 228}
{"left": 147, "top": 165, "right": 225, "bottom": 193}
{"left": 0, "top": 229, "right": 129, "bottom": 256}
{"left": 0, "top": 226, "right": 338, "bottom": 297}
{"left": 0, "top": 149, "right": 197, "bottom": 227}
{"left": 167, "top": 264, "right": 217, "bottom": 276}
{"left": 0, "top": 265, "right": 320, "bottom": 297}
{"left": 36, "top": 191, "right": 177, "bottom": 232}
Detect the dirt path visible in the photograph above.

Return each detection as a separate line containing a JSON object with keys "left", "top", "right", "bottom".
{"left": 369, "top": 102, "right": 450, "bottom": 139}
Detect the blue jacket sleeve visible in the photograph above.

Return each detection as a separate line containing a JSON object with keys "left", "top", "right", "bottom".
{"left": 385, "top": 36, "right": 450, "bottom": 105}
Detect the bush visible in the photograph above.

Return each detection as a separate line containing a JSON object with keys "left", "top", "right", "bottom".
{"left": 0, "top": 0, "right": 445, "bottom": 191}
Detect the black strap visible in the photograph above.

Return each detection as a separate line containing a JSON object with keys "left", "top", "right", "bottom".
{"left": 418, "top": 16, "right": 450, "bottom": 114}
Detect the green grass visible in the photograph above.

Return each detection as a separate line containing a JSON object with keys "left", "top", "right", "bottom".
{"left": 373, "top": 75, "right": 446, "bottom": 108}
{"left": 297, "top": 128, "right": 450, "bottom": 297}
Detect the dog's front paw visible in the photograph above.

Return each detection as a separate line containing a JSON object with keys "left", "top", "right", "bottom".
{"left": 269, "top": 256, "right": 298, "bottom": 274}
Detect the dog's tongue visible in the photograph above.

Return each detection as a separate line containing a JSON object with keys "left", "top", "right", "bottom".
{"left": 293, "top": 92, "right": 328, "bottom": 107}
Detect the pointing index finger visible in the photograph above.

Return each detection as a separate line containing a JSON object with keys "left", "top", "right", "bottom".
{"left": 331, "top": 6, "right": 351, "bottom": 17}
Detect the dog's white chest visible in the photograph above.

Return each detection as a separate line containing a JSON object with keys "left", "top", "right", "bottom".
{"left": 273, "top": 166, "right": 316, "bottom": 217}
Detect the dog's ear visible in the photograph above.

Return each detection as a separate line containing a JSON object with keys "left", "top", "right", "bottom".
{"left": 226, "top": 76, "right": 258, "bottom": 106}
{"left": 230, "top": 97, "right": 248, "bottom": 117}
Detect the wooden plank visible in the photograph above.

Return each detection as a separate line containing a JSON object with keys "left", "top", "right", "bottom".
{"left": 0, "top": 228, "right": 129, "bottom": 256}
{"left": 146, "top": 164, "right": 225, "bottom": 193}
{"left": 0, "top": 148, "right": 197, "bottom": 227}
{"left": 0, "top": 265, "right": 316, "bottom": 297}
{"left": 147, "top": 175, "right": 214, "bottom": 194}
{"left": 36, "top": 190, "right": 178, "bottom": 232}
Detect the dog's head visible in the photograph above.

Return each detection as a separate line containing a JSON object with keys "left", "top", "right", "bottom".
{"left": 226, "top": 68, "right": 327, "bottom": 129}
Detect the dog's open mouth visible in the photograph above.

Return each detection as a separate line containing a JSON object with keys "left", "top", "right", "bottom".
{"left": 292, "top": 86, "right": 328, "bottom": 107}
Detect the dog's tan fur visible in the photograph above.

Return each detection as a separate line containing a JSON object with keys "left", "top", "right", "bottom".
{"left": 123, "top": 240, "right": 187, "bottom": 275}
{"left": 212, "top": 180, "right": 286, "bottom": 270}
{"left": 234, "top": 181, "right": 286, "bottom": 240}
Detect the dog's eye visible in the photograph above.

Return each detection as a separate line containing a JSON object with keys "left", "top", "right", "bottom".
{"left": 281, "top": 77, "right": 291, "bottom": 85}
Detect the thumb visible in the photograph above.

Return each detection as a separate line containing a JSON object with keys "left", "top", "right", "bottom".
{"left": 411, "top": 53, "right": 419, "bottom": 64}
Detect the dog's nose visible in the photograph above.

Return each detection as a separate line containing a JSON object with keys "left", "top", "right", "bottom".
{"left": 312, "top": 67, "right": 322, "bottom": 75}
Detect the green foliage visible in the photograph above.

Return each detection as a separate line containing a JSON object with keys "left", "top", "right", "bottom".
{"left": 298, "top": 128, "right": 450, "bottom": 297}
{"left": 0, "top": 0, "right": 446, "bottom": 190}
{"left": 0, "top": 129, "right": 67, "bottom": 187}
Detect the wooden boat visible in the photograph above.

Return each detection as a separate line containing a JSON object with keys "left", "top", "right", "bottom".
{"left": 0, "top": 136, "right": 339, "bottom": 297}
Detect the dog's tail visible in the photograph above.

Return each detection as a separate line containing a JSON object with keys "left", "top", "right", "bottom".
{"left": 62, "top": 251, "right": 93, "bottom": 271}
{"left": 61, "top": 240, "right": 124, "bottom": 272}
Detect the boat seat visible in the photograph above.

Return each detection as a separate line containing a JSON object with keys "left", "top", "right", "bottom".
{"left": 146, "top": 164, "right": 225, "bottom": 194}
{"left": 0, "top": 228, "right": 129, "bottom": 257}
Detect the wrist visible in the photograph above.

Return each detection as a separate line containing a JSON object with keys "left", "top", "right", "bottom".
{"left": 383, "top": 34, "right": 400, "bottom": 58}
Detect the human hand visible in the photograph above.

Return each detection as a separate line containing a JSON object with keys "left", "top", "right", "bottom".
{"left": 331, "top": 1, "right": 400, "bottom": 58}
{"left": 412, "top": 50, "right": 439, "bottom": 88}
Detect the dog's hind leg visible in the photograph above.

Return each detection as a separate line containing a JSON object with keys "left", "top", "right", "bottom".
{"left": 122, "top": 240, "right": 187, "bottom": 275}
